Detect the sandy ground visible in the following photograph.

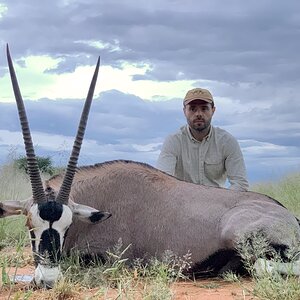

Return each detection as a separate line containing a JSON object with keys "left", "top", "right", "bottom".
{"left": 0, "top": 247, "right": 257, "bottom": 299}
{"left": 0, "top": 265, "right": 257, "bottom": 300}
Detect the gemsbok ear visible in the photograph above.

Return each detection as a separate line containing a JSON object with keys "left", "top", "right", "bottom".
{"left": 0, "top": 200, "right": 28, "bottom": 217}
{"left": 69, "top": 200, "right": 111, "bottom": 224}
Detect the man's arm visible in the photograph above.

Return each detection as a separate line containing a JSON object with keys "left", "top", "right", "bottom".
{"left": 224, "top": 137, "right": 249, "bottom": 191}
{"left": 156, "top": 135, "right": 179, "bottom": 176}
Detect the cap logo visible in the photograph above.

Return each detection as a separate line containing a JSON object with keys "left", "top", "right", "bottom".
{"left": 192, "top": 90, "right": 204, "bottom": 95}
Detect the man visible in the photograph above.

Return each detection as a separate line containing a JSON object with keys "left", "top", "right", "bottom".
{"left": 156, "top": 88, "right": 249, "bottom": 191}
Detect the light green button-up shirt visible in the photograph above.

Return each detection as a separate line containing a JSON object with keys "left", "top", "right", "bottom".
{"left": 156, "top": 125, "right": 249, "bottom": 191}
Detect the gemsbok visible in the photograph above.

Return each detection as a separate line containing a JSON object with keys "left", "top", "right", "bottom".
{"left": 1, "top": 45, "right": 300, "bottom": 288}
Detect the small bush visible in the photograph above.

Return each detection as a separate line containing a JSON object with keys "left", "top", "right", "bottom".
{"left": 14, "top": 155, "right": 55, "bottom": 176}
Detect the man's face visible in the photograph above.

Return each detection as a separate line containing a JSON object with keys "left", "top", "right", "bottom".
{"left": 183, "top": 100, "right": 215, "bottom": 132}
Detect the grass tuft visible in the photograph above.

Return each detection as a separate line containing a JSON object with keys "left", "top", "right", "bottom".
{"left": 235, "top": 231, "right": 300, "bottom": 300}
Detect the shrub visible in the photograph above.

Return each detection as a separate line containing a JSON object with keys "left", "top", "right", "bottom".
{"left": 14, "top": 155, "right": 55, "bottom": 175}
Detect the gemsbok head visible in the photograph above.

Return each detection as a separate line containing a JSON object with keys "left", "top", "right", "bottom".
{"left": 0, "top": 45, "right": 111, "bottom": 288}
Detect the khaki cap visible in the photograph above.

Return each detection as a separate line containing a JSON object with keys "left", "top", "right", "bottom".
{"left": 183, "top": 88, "right": 214, "bottom": 105}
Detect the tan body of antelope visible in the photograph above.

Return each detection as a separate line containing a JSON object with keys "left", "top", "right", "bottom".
{"left": 1, "top": 45, "right": 300, "bottom": 288}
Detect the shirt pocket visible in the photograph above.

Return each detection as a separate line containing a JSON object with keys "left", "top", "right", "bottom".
{"left": 204, "top": 158, "right": 224, "bottom": 179}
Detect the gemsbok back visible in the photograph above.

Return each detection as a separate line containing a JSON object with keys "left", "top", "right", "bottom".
{"left": 1, "top": 45, "right": 300, "bottom": 288}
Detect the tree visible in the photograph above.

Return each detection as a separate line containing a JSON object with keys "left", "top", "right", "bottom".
{"left": 15, "top": 155, "right": 55, "bottom": 175}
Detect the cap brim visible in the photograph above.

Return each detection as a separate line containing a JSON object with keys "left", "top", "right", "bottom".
{"left": 184, "top": 98, "right": 213, "bottom": 105}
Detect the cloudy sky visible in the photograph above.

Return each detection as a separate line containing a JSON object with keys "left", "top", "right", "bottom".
{"left": 0, "top": 0, "right": 300, "bottom": 185}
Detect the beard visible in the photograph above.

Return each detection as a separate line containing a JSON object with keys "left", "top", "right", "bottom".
{"left": 190, "top": 119, "right": 211, "bottom": 132}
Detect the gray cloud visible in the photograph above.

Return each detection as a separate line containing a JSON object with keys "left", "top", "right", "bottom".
{"left": 1, "top": 1, "right": 300, "bottom": 87}
{"left": 1, "top": 0, "right": 300, "bottom": 115}
{"left": 0, "top": 90, "right": 183, "bottom": 140}
{"left": 0, "top": 1, "right": 300, "bottom": 183}
{"left": 0, "top": 89, "right": 299, "bottom": 183}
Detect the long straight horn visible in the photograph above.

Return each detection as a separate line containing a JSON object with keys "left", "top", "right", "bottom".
{"left": 56, "top": 57, "right": 100, "bottom": 204}
{"left": 6, "top": 45, "right": 46, "bottom": 204}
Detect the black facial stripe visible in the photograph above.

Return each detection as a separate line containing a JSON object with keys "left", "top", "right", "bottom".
{"left": 38, "top": 228, "right": 61, "bottom": 264}
{"left": 29, "top": 230, "right": 36, "bottom": 249}
{"left": 29, "top": 230, "right": 39, "bottom": 266}
{"left": 38, "top": 202, "right": 63, "bottom": 223}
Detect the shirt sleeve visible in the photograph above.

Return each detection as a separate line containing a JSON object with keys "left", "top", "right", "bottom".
{"left": 156, "top": 135, "right": 179, "bottom": 176}
{"left": 224, "top": 136, "right": 249, "bottom": 191}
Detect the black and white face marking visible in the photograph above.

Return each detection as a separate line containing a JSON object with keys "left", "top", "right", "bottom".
{"left": 27, "top": 202, "right": 73, "bottom": 288}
